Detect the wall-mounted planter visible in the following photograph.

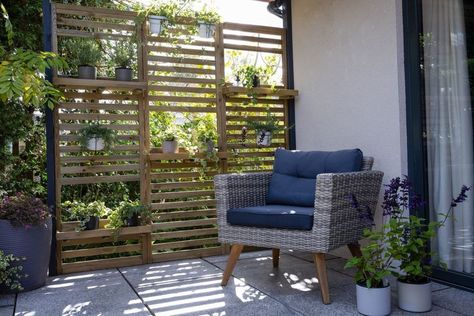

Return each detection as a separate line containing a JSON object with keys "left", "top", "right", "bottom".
{"left": 86, "top": 137, "right": 105, "bottom": 151}
{"left": 397, "top": 279, "right": 432, "bottom": 312}
{"left": 162, "top": 140, "right": 179, "bottom": 153}
{"left": 149, "top": 15, "right": 167, "bottom": 34}
{"left": 256, "top": 130, "right": 272, "bottom": 146}
{"left": 115, "top": 67, "right": 133, "bottom": 81}
{"left": 356, "top": 283, "right": 391, "bottom": 316}
{"left": 78, "top": 65, "right": 97, "bottom": 79}
{"left": 198, "top": 22, "right": 216, "bottom": 38}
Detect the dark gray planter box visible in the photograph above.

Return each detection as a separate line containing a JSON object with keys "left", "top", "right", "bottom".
{"left": 0, "top": 217, "right": 52, "bottom": 293}
{"left": 115, "top": 67, "right": 133, "bottom": 81}
{"left": 78, "top": 65, "right": 97, "bottom": 79}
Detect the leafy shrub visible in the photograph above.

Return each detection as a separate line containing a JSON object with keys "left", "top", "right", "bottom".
{"left": 61, "top": 38, "right": 102, "bottom": 68}
{"left": 0, "top": 250, "right": 24, "bottom": 292}
{"left": 110, "top": 40, "right": 136, "bottom": 69}
{"left": 106, "top": 201, "right": 151, "bottom": 231}
{"left": 62, "top": 200, "right": 110, "bottom": 231}
{"left": 0, "top": 193, "right": 49, "bottom": 227}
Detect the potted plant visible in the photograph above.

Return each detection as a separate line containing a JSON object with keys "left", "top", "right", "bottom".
{"left": 245, "top": 111, "right": 284, "bottom": 146}
{"left": 62, "top": 201, "right": 110, "bottom": 231}
{"left": 63, "top": 38, "right": 101, "bottom": 80}
{"left": 235, "top": 65, "right": 266, "bottom": 88}
{"left": 106, "top": 201, "right": 151, "bottom": 231}
{"left": 0, "top": 250, "right": 25, "bottom": 293}
{"left": 112, "top": 40, "right": 135, "bottom": 81}
{"left": 78, "top": 122, "right": 117, "bottom": 151}
{"left": 196, "top": 9, "right": 220, "bottom": 38}
{"left": 0, "top": 193, "right": 51, "bottom": 292}
{"left": 162, "top": 131, "right": 179, "bottom": 153}
{"left": 383, "top": 177, "right": 470, "bottom": 313}
{"left": 137, "top": 3, "right": 181, "bottom": 35}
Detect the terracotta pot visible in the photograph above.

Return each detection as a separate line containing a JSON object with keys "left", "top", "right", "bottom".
{"left": 397, "top": 279, "right": 432, "bottom": 312}
{"left": 356, "top": 282, "right": 391, "bottom": 316}
{"left": 0, "top": 218, "right": 52, "bottom": 293}
{"left": 78, "top": 65, "right": 97, "bottom": 79}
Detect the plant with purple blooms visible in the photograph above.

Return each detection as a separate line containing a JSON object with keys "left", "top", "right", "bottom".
{"left": 0, "top": 193, "right": 50, "bottom": 227}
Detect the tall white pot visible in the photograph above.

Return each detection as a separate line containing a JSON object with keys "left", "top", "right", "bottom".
{"left": 86, "top": 137, "right": 105, "bottom": 151}
{"left": 162, "top": 140, "right": 178, "bottom": 153}
{"left": 198, "top": 22, "right": 216, "bottom": 38}
{"left": 149, "top": 15, "right": 166, "bottom": 34}
{"left": 356, "top": 283, "right": 391, "bottom": 316}
{"left": 397, "top": 280, "right": 432, "bottom": 312}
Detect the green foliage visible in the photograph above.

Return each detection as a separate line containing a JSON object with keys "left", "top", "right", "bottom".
{"left": 106, "top": 200, "right": 151, "bottom": 231}
{"left": 110, "top": 40, "right": 136, "bottom": 69}
{"left": 62, "top": 200, "right": 110, "bottom": 231}
{"left": 150, "top": 111, "right": 175, "bottom": 147}
{"left": 0, "top": 193, "right": 49, "bottom": 227}
{"left": 78, "top": 123, "right": 117, "bottom": 151}
{"left": 235, "top": 64, "right": 268, "bottom": 88}
{"left": 0, "top": 250, "right": 24, "bottom": 292}
{"left": 245, "top": 109, "right": 285, "bottom": 133}
{"left": 62, "top": 38, "right": 102, "bottom": 67}
{"left": 197, "top": 7, "right": 221, "bottom": 24}
{"left": 344, "top": 229, "right": 393, "bottom": 288}
{"left": 163, "top": 131, "right": 177, "bottom": 142}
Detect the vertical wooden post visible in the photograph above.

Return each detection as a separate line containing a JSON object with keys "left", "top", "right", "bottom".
{"left": 281, "top": 28, "right": 290, "bottom": 149}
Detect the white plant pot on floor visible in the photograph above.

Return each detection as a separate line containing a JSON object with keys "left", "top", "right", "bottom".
{"left": 356, "top": 283, "right": 391, "bottom": 316}
{"left": 256, "top": 130, "right": 272, "bottom": 146}
{"left": 162, "top": 140, "right": 178, "bottom": 153}
{"left": 87, "top": 137, "right": 105, "bottom": 151}
{"left": 397, "top": 280, "right": 432, "bottom": 312}
{"left": 198, "top": 22, "right": 216, "bottom": 38}
{"left": 149, "top": 15, "right": 166, "bottom": 34}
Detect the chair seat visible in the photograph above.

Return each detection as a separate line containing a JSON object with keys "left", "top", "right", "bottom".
{"left": 227, "top": 204, "right": 314, "bottom": 230}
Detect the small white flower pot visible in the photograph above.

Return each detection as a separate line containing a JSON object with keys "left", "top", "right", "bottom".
{"left": 149, "top": 15, "right": 166, "bottom": 34}
{"left": 86, "top": 137, "right": 105, "bottom": 151}
{"left": 397, "top": 279, "right": 432, "bottom": 312}
{"left": 198, "top": 22, "right": 216, "bottom": 38}
{"left": 162, "top": 140, "right": 178, "bottom": 153}
{"left": 356, "top": 283, "right": 391, "bottom": 316}
{"left": 256, "top": 130, "right": 272, "bottom": 146}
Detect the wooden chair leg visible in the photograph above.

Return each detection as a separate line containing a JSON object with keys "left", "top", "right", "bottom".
{"left": 272, "top": 248, "right": 280, "bottom": 268}
{"left": 313, "top": 253, "right": 330, "bottom": 305}
{"left": 347, "top": 242, "right": 362, "bottom": 257}
{"left": 221, "top": 244, "right": 244, "bottom": 286}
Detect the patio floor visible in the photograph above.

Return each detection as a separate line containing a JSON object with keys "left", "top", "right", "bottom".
{"left": 1, "top": 250, "right": 473, "bottom": 316}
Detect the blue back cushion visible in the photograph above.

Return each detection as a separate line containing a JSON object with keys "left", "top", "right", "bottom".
{"left": 267, "top": 148, "right": 363, "bottom": 207}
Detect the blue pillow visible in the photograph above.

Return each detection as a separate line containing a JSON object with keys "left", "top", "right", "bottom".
{"left": 267, "top": 148, "right": 363, "bottom": 206}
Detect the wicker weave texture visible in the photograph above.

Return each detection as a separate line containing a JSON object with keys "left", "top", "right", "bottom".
{"left": 215, "top": 156, "right": 383, "bottom": 253}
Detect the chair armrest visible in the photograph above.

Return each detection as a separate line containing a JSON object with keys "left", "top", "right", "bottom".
{"left": 313, "top": 170, "right": 384, "bottom": 248}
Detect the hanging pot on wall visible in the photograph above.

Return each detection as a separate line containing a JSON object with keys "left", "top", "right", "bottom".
{"left": 198, "top": 22, "right": 216, "bottom": 38}
{"left": 78, "top": 65, "right": 97, "bottom": 79}
{"left": 149, "top": 15, "right": 167, "bottom": 34}
{"left": 83, "top": 216, "right": 100, "bottom": 230}
{"left": 162, "top": 140, "right": 179, "bottom": 153}
{"left": 86, "top": 136, "right": 105, "bottom": 151}
{"left": 397, "top": 279, "right": 432, "bottom": 312}
{"left": 256, "top": 130, "right": 272, "bottom": 147}
{"left": 356, "top": 283, "right": 391, "bottom": 316}
{"left": 0, "top": 217, "right": 52, "bottom": 292}
{"left": 115, "top": 67, "right": 133, "bottom": 81}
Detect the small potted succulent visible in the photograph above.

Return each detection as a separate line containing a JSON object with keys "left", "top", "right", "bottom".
{"left": 245, "top": 111, "right": 284, "bottom": 147}
{"left": 63, "top": 38, "right": 102, "bottom": 79}
{"left": 197, "top": 9, "right": 220, "bottom": 38}
{"left": 162, "top": 131, "right": 179, "bottom": 153}
{"left": 112, "top": 40, "right": 135, "bottom": 81}
{"left": 383, "top": 177, "right": 470, "bottom": 313}
{"left": 62, "top": 200, "right": 110, "bottom": 231}
{"left": 106, "top": 201, "right": 151, "bottom": 231}
{"left": 0, "top": 250, "right": 25, "bottom": 293}
{"left": 78, "top": 122, "right": 117, "bottom": 151}
{"left": 0, "top": 193, "right": 51, "bottom": 292}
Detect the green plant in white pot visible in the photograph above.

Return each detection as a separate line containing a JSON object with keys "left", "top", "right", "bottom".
{"left": 196, "top": 8, "right": 220, "bottom": 38}
{"left": 62, "top": 200, "right": 110, "bottom": 231}
{"left": 383, "top": 177, "right": 470, "bottom": 313}
{"left": 245, "top": 111, "right": 285, "bottom": 147}
{"left": 112, "top": 40, "right": 135, "bottom": 81}
{"left": 78, "top": 123, "right": 117, "bottom": 151}
{"left": 162, "top": 131, "right": 179, "bottom": 154}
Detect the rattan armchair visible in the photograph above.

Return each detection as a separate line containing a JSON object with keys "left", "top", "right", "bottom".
{"left": 214, "top": 157, "right": 383, "bottom": 304}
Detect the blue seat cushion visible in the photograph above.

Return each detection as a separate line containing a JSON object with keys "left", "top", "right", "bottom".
{"left": 267, "top": 148, "right": 363, "bottom": 207}
{"left": 227, "top": 204, "right": 314, "bottom": 230}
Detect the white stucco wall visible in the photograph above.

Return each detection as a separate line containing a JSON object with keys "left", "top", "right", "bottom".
{"left": 292, "top": 0, "right": 407, "bottom": 256}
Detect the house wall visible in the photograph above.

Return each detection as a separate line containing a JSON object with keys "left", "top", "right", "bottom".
{"left": 291, "top": 0, "right": 407, "bottom": 257}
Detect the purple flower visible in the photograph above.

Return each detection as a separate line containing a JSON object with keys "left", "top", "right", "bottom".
{"left": 451, "top": 185, "right": 471, "bottom": 207}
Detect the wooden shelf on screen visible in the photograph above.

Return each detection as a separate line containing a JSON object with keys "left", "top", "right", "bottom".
{"left": 222, "top": 85, "right": 298, "bottom": 99}
{"left": 53, "top": 77, "right": 147, "bottom": 92}
{"left": 56, "top": 225, "right": 152, "bottom": 241}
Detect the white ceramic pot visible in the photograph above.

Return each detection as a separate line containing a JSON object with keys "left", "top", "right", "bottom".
{"left": 256, "top": 130, "right": 272, "bottom": 146}
{"left": 162, "top": 140, "right": 178, "bottom": 153}
{"left": 149, "top": 15, "right": 166, "bottom": 34}
{"left": 198, "top": 22, "right": 216, "bottom": 38}
{"left": 397, "top": 279, "right": 431, "bottom": 312}
{"left": 356, "top": 283, "right": 391, "bottom": 316}
{"left": 86, "top": 137, "right": 105, "bottom": 151}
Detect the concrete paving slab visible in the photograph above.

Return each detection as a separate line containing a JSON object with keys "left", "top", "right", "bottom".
{"left": 15, "top": 271, "right": 150, "bottom": 316}
{"left": 0, "top": 295, "right": 14, "bottom": 307}
{"left": 432, "top": 287, "right": 474, "bottom": 315}
{"left": 0, "top": 306, "right": 13, "bottom": 316}
{"left": 120, "top": 259, "right": 223, "bottom": 288}
{"left": 282, "top": 250, "right": 338, "bottom": 262}
{"left": 204, "top": 250, "right": 272, "bottom": 263}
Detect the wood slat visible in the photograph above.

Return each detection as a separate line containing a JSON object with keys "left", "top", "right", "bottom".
{"left": 152, "top": 247, "right": 222, "bottom": 262}
{"left": 152, "top": 237, "right": 218, "bottom": 251}
{"left": 59, "top": 102, "right": 138, "bottom": 111}
{"left": 223, "top": 22, "right": 283, "bottom": 35}
{"left": 151, "top": 190, "right": 214, "bottom": 200}
{"left": 148, "top": 75, "right": 216, "bottom": 85}
{"left": 147, "top": 46, "right": 215, "bottom": 56}
{"left": 148, "top": 55, "right": 215, "bottom": 66}
{"left": 148, "top": 85, "right": 215, "bottom": 94}
{"left": 148, "top": 95, "right": 216, "bottom": 104}
{"left": 57, "top": 17, "right": 135, "bottom": 31}
{"left": 153, "top": 227, "right": 217, "bottom": 240}
{"left": 61, "top": 163, "right": 140, "bottom": 175}
{"left": 61, "top": 174, "right": 139, "bottom": 185}
{"left": 155, "top": 209, "right": 216, "bottom": 221}
{"left": 62, "top": 243, "right": 142, "bottom": 259}
{"left": 61, "top": 256, "right": 143, "bottom": 274}
{"left": 148, "top": 105, "right": 216, "bottom": 113}
{"left": 59, "top": 123, "right": 139, "bottom": 131}
{"left": 151, "top": 181, "right": 213, "bottom": 190}
{"left": 149, "top": 65, "right": 215, "bottom": 75}
{"left": 151, "top": 199, "right": 216, "bottom": 210}
{"left": 223, "top": 43, "right": 282, "bottom": 54}
{"left": 223, "top": 33, "right": 282, "bottom": 44}
{"left": 57, "top": 28, "right": 132, "bottom": 40}
{"left": 58, "top": 113, "right": 139, "bottom": 121}
{"left": 60, "top": 155, "right": 139, "bottom": 164}
{"left": 152, "top": 218, "right": 216, "bottom": 230}
{"left": 57, "top": 225, "right": 151, "bottom": 240}
{"left": 59, "top": 144, "right": 139, "bottom": 153}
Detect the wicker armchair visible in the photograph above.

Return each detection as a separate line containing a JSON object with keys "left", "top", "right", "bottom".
{"left": 214, "top": 156, "right": 383, "bottom": 304}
